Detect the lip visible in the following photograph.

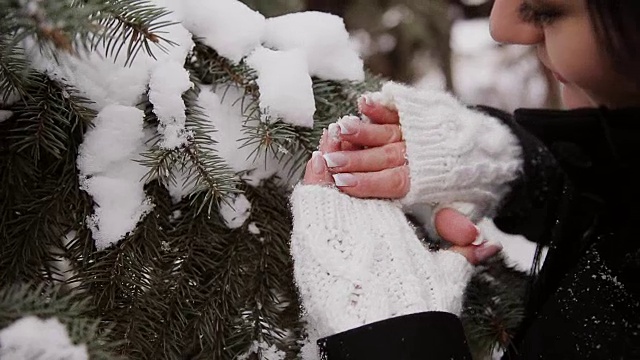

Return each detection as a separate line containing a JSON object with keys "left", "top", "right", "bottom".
{"left": 552, "top": 71, "right": 568, "bottom": 84}
{"left": 536, "top": 47, "right": 568, "bottom": 84}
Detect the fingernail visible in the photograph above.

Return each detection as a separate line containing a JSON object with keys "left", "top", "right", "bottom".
{"left": 323, "top": 152, "right": 348, "bottom": 168}
{"left": 337, "top": 116, "right": 360, "bottom": 135}
{"left": 328, "top": 123, "right": 341, "bottom": 141}
{"left": 332, "top": 173, "right": 357, "bottom": 187}
{"left": 311, "top": 151, "right": 325, "bottom": 175}
{"left": 360, "top": 93, "right": 375, "bottom": 106}
{"left": 474, "top": 242, "right": 503, "bottom": 262}
{"left": 471, "top": 226, "right": 484, "bottom": 245}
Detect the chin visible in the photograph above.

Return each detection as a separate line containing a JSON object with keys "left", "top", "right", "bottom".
{"left": 561, "top": 85, "right": 596, "bottom": 109}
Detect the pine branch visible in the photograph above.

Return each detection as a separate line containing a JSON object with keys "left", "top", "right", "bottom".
{"left": 241, "top": 74, "right": 384, "bottom": 178}
{"left": 227, "top": 181, "right": 303, "bottom": 359}
{"left": 97, "top": 0, "right": 177, "bottom": 66}
{"left": 162, "top": 194, "right": 250, "bottom": 359}
{"left": 0, "top": 169, "right": 91, "bottom": 285}
{"left": 0, "top": 0, "right": 173, "bottom": 64}
{"left": 188, "top": 42, "right": 279, "bottom": 166}
{"left": 189, "top": 42, "right": 299, "bottom": 176}
{"left": 8, "top": 75, "right": 95, "bottom": 163}
{"left": 0, "top": 283, "right": 122, "bottom": 359}
{"left": 140, "top": 84, "right": 241, "bottom": 216}
{"left": 188, "top": 40, "right": 259, "bottom": 96}
{"left": 461, "top": 254, "right": 530, "bottom": 359}
{"left": 189, "top": 41, "right": 383, "bottom": 180}
{"left": 0, "top": 36, "right": 39, "bottom": 103}
{"left": 72, "top": 182, "right": 171, "bottom": 357}
{"left": 0, "top": 77, "right": 94, "bottom": 285}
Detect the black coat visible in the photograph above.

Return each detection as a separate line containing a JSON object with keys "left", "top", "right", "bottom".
{"left": 318, "top": 106, "right": 640, "bottom": 360}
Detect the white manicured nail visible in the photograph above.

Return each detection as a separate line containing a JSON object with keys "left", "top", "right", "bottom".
{"left": 332, "top": 173, "right": 357, "bottom": 187}
{"left": 328, "top": 123, "right": 341, "bottom": 140}
{"left": 337, "top": 116, "right": 360, "bottom": 135}
{"left": 323, "top": 153, "right": 348, "bottom": 168}
{"left": 311, "top": 151, "right": 325, "bottom": 174}
{"left": 471, "top": 226, "right": 484, "bottom": 245}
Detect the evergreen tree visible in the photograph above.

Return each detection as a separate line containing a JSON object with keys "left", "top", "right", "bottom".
{"left": 0, "top": 0, "right": 528, "bottom": 359}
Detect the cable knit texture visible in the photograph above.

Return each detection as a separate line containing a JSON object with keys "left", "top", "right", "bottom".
{"left": 290, "top": 184, "right": 474, "bottom": 340}
{"left": 364, "top": 81, "right": 523, "bottom": 223}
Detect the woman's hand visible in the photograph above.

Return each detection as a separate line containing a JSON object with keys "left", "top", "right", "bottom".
{"left": 317, "top": 101, "right": 410, "bottom": 199}
{"left": 302, "top": 129, "right": 502, "bottom": 265}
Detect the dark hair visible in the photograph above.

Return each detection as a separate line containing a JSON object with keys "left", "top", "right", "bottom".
{"left": 586, "top": 0, "right": 640, "bottom": 88}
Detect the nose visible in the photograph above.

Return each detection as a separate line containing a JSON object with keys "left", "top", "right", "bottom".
{"left": 489, "top": 0, "right": 544, "bottom": 45}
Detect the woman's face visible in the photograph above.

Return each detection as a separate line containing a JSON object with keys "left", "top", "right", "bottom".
{"left": 490, "top": 0, "right": 640, "bottom": 108}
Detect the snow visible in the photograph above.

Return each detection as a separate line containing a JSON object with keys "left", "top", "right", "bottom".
{"left": 77, "top": 105, "right": 146, "bottom": 175}
{"left": 77, "top": 105, "right": 153, "bottom": 250}
{"left": 248, "top": 222, "right": 260, "bottom": 234}
{"left": 246, "top": 47, "right": 315, "bottom": 127}
{"left": 0, "top": 92, "right": 20, "bottom": 107}
{"left": 219, "top": 193, "right": 251, "bottom": 229}
{"left": 148, "top": 61, "right": 194, "bottom": 149}
{"left": 197, "top": 86, "right": 281, "bottom": 187}
{"left": 164, "top": 167, "right": 195, "bottom": 204}
{"left": 21, "top": 0, "right": 366, "bottom": 248}
{"left": 25, "top": 7, "right": 194, "bottom": 111}
{"left": 263, "top": 11, "right": 365, "bottom": 82}
{"left": 49, "top": 232, "right": 78, "bottom": 287}
{"left": 0, "top": 110, "right": 12, "bottom": 122}
{"left": 0, "top": 316, "right": 88, "bottom": 360}
{"left": 237, "top": 340, "right": 285, "bottom": 360}
{"left": 178, "top": 0, "right": 266, "bottom": 63}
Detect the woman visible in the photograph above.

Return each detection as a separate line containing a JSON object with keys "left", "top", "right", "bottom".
{"left": 290, "top": 0, "right": 640, "bottom": 359}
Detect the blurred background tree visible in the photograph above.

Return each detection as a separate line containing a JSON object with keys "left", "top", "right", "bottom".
{"left": 304, "top": 0, "right": 561, "bottom": 111}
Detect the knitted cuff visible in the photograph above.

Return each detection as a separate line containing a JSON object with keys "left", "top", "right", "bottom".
{"left": 290, "top": 184, "right": 407, "bottom": 281}
{"left": 290, "top": 184, "right": 410, "bottom": 336}
{"left": 363, "top": 81, "right": 523, "bottom": 222}
{"left": 290, "top": 184, "right": 474, "bottom": 338}
{"left": 430, "top": 250, "right": 475, "bottom": 315}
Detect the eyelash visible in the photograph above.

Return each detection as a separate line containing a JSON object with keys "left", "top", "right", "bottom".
{"left": 518, "top": 2, "right": 562, "bottom": 25}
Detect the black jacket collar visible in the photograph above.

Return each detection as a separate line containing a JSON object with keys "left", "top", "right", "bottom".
{"left": 513, "top": 107, "right": 640, "bottom": 171}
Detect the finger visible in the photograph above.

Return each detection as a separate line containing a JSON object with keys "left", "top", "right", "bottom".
{"left": 434, "top": 208, "right": 479, "bottom": 247}
{"left": 336, "top": 117, "right": 403, "bottom": 147}
{"left": 339, "top": 140, "right": 361, "bottom": 152}
{"left": 323, "top": 142, "right": 407, "bottom": 173}
{"left": 321, "top": 124, "right": 342, "bottom": 154}
{"left": 449, "top": 242, "right": 503, "bottom": 265}
{"left": 332, "top": 166, "right": 410, "bottom": 199}
{"left": 358, "top": 101, "right": 400, "bottom": 124}
{"left": 303, "top": 151, "right": 334, "bottom": 186}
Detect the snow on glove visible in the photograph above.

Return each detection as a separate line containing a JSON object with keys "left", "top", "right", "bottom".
{"left": 290, "top": 184, "right": 474, "bottom": 340}
{"left": 361, "top": 81, "right": 523, "bottom": 224}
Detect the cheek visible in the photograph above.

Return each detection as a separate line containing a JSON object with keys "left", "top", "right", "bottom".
{"left": 545, "top": 24, "right": 610, "bottom": 91}
{"left": 559, "top": 54, "right": 608, "bottom": 89}
{"left": 548, "top": 38, "right": 625, "bottom": 106}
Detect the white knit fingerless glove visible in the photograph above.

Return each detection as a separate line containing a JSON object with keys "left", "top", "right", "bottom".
{"left": 362, "top": 82, "right": 523, "bottom": 223}
{"left": 290, "top": 184, "right": 474, "bottom": 340}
